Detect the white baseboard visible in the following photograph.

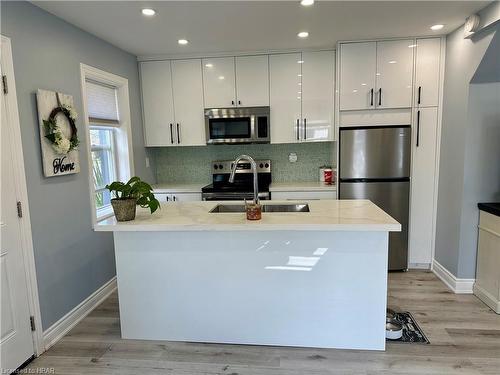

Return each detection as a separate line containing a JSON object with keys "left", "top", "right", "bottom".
{"left": 431, "top": 259, "right": 474, "bottom": 294}
{"left": 473, "top": 283, "right": 500, "bottom": 314}
{"left": 43, "top": 277, "right": 117, "bottom": 351}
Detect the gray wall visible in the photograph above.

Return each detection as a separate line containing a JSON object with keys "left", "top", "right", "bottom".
{"left": 1, "top": 1, "right": 153, "bottom": 329}
{"left": 434, "top": 2, "right": 499, "bottom": 279}
{"left": 153, "top": 142, "right": 335, "bottom": 184}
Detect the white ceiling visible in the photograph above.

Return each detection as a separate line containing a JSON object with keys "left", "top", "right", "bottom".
{"left": 33, "top": 1, "right": 489, "bottom": 58}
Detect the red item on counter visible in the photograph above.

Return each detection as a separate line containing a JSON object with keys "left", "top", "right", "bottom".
{"left": 324, "top": 168, "right": 333, "bottom": 184}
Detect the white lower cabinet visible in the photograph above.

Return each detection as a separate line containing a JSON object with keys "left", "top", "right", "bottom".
{"left": 271, "top": 190, "right": 336, "bottom": 200}
{"left": 156, "top": 192, "right": 202, "bottom": 203}
{"left": 409, "top": 107, "right": 438, "bottom": 265}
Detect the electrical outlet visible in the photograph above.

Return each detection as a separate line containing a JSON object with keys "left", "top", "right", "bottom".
{"left": 288, "top": 153, "right": 298, "bottom": 163}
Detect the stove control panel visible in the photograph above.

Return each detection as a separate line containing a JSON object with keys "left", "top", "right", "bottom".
{"left": 212, "top": 160, "right": 271, "bottom": 174}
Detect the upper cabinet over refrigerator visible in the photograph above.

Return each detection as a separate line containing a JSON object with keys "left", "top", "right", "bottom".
{"left": 339, "top": 39, "right": 413, "bottom": 111}
{"left": 414, "top": 38, "right": 441, "bottom": 107}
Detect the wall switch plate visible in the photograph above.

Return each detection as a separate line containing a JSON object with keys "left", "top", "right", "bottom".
{"left": 288, "top": 153, "right": 298, "bottom": 163}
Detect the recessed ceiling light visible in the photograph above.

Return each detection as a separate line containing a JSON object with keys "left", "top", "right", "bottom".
{"left": 218, "top": 76, "right": 225, "bottom": 80}
{"left": 430, "top": 24, "right": 444, "bottom": 31}
{"left": 141, "top": 8, "right": 156, "bottom": 16}
{"left": 205, "top": 63, "right": 213, "bottom": 68}
{"left": 300, "top": 0, "right": 314, "bottom": 6}
{"left": 178, "top": 39, "right": 189, "bottom": 45}
{"left": 297, "top": 31, "right": 309, "bottom": 38}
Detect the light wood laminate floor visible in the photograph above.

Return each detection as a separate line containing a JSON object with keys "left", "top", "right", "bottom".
{"left": 26, "top": 271, "right": 500, "bottom": 374}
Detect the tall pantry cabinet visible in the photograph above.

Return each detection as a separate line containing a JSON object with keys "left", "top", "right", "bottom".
{"left": 409, "top": 38, "right": 443, "bottom": 267}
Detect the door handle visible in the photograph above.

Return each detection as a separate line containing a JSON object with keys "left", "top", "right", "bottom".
{"left": 296, "top": 119, "right": 300, "bottom": 141}
{"left": 416, "top": 110, "right": 420, "bottom": 147}
{"left": 176, "top": 123, "right": 180, "bottom": 144}
{"left": 170, "top": 123, "right": 174, "bottom": 144}
{"left": 304, "top": 118, "right": 307, "bottom": 140}
{"left": 370, "top": 88, "right": 374, "bottom": 106}
{"left": 378, "top": 88, "right": 382, "bottom": 106}
{"left": 417, "top": 86, "right": 422, "bottom": 105}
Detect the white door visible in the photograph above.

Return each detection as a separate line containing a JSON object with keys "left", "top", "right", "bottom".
{"left": 171, "top": 59, "right": 205, "bottom": 146}
{"left": 302, "top": 51, "right": 334, "bottom": 142}
{"left": 415, "top": 38, "right": 441, "bottom": 107}
{"left": 235, "top": 55, "right": 269, "bottom": 107}
{"left": 409, "top": 107, "right": 438, "bottom": 265}
{"left": 1, "top": 67, "right": 35, "bottom": 371}
{"left": 339, "top": 42, "right": 376, "bottom": 111}
{"left": 202, "top": 57, "right": 236, "bottom": 108}
{"left": 140, "top": 61, "right": 175, "bottom": 146}
{"left": 375, "top": 39, "right": 414, "bottom": 109}
{"left": 270, "top": 53, "right": 302, "bottom": 144}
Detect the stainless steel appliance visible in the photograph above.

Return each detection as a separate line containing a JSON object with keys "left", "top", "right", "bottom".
{"left": 202, "top": 159, "right": 271, "bottom": 201}
{"left": 205, "top": 107, "right": 270, "bottom": 144}
{"left": 339, "top": 126, "right": 411, "bottom": 270}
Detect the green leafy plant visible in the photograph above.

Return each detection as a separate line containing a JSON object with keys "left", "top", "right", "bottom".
{"left": 106, "top": 177, "right": 160, "bottom": 214}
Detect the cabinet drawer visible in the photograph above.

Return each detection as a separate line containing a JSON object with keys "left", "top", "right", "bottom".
{"left": 271, "top": 191, "right": 336, "bottom": 200}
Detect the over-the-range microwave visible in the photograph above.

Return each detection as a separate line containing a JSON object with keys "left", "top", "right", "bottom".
{"left": 205, "top": 106, "right": 270, "bottom": 145}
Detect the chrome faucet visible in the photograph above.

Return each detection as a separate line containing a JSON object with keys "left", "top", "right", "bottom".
{"left": 229, "top": 155, "right": 259, "bottom": 205}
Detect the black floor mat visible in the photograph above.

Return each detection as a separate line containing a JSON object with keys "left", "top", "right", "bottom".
{"left": 387, "top": 311, "right": 430, "bottom": 344}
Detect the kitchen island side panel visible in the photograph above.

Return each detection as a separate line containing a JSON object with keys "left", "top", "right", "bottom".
{"left": 113, "top": 230, "right": 388, "bottom": 350}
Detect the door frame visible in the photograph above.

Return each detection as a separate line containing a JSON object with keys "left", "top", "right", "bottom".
{"left": 1, "top": 35, "right": 44, "bottom": 355}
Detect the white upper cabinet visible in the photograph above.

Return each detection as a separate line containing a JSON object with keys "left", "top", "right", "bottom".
{"left": 270, "top": 53, "right": 302, "bottom": 144}
{"left": 339, "top": 42, "right": 377, "bottom": 111}
{"left": 140, "top": 61, "right": 175, "bottom": 146}
{"left": 171, "top": 59, "right": 205, "bottom": 146}
{"left": 375, "top": 39, "right": 414, "bottom": 109}
{"left": 302, "top": 51, "right": 335, "bottom": 142}
{"left": 235, "top": 55, "right": 269, "bottom": 107}
{"left": 202, "top": 57, "right": 236, "bottom": 108}
{"left": 415, "top": 38, "right": 441, "bottom": 107}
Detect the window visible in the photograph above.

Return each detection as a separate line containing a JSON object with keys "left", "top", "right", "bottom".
{"left": 81, "top": 65, "right": 133, "bottom": 224}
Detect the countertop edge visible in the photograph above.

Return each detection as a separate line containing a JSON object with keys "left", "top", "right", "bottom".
{"left": 478, "top": 203, "right": 500, "bottom": 217}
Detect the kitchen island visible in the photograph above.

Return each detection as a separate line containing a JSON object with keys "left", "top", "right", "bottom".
{"left": 96, "top": 200, "right": 400, "bottom": 350}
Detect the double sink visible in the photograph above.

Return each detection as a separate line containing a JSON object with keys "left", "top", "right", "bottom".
{"left": 210, "top": 203, "right": 310, "bottom": 213}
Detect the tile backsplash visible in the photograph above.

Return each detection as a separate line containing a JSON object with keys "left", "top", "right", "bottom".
{"left": 153, "top": 142, "right": 336, "bottom": 184}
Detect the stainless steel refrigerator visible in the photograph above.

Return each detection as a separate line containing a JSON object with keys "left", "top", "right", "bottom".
{"left": 339, "top": 126, "right": 411, "bottom": 271}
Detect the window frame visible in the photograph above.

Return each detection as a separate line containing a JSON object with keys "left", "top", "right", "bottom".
{"left": 80, "top": 64, "right": 134, "bottom": 226}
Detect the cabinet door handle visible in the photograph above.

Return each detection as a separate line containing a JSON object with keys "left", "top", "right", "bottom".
{"left": 417, "top": 86, "right": 422, "bottom": 105}
{"left": 238, "top": 100, "right": 241, "bottom": 105}
{"left": 231, "top": 100, "right": 235, "bottom": 105}
{"left": 170, "top": 123, "right": 174, "bottom": 144}
{"left": 176, "top": 123, "right": 180, "bottom": 144}
{"left": 416, "top": 110, "right": 420, "bottom": 147}
{"left": 370, "top": 88, "right": 374, "bottom": 106}
{"left": 173, "top": 195, "right": 176, "bottom": 201}
{"left": 378, "top": 88, "right": 382, "bottom": 106}
{"left": 296, "top": 119, "right": 300, "bottom": 140}
{"left": 166, "top": 196, "right": 170, "bottom": 202}
{"left": 303, "top": 118, "right": 307, "bottom": 140}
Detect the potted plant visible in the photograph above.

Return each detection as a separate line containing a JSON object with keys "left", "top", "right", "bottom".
{"left": 106, "top": 177, "right": 160, "bottom": 222}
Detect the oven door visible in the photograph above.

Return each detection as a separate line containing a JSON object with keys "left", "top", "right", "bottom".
{"left": 206, "top": 117, "right": 253, "bottom": 144}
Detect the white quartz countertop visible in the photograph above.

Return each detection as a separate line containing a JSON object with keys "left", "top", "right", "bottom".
{"left": 269, "top": 181, "right": 336, "bottom": 192}
{"left": 152, "top": 183, "right": 206, "bottom": 193}
{"left": 95, "top": 200, "right": 400, "bottom": 232}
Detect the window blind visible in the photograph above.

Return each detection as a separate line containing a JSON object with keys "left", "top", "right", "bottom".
{"left": 86, "top": 80, "right": 119, "bottom": 124}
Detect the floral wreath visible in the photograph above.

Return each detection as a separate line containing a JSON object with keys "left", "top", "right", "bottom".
{"left": 43, "top": 104, "right": 79, "bottom": 155}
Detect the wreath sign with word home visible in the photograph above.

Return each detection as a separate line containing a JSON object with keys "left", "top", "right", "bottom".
{"left": 36, "top": 89, "right": 80, "bottom": 177}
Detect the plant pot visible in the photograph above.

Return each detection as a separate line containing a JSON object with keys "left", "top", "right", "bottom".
{"left": 111, "top": 198, "right": 137, "bottom": 222}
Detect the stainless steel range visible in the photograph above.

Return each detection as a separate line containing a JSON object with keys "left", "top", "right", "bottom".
{"left": 202, "top": 159, "right": 271, "bottom": 201}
